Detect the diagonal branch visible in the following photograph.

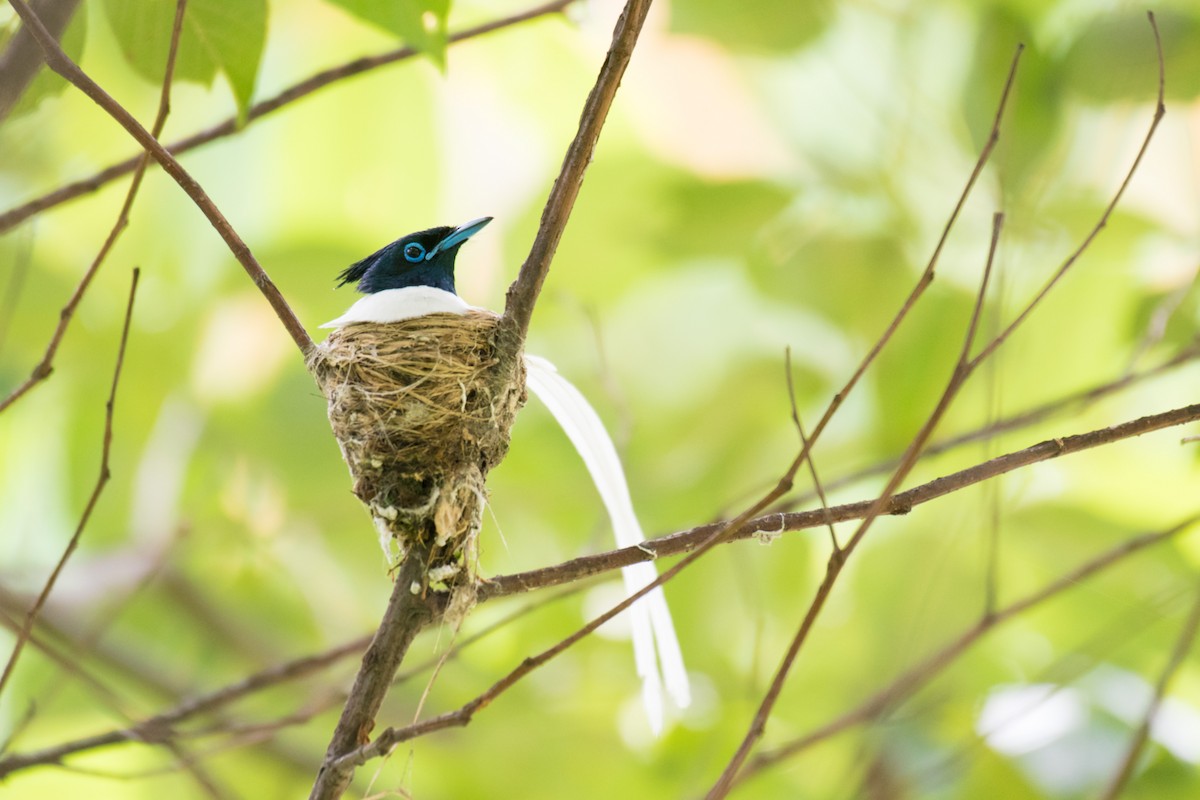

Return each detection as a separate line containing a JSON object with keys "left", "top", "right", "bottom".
{"left": 739, "top": 517, "right": 1200, "bottom": 785}
{"left": 7, "top": 0, "right": 313, "bottom": 355}
{"left": 705, "top": 18, "right": 1165, "bottom": 794}
{"left": 0, "top": 0, "right": 575, "bottom": 235}
{"left": 500, "top": 0, "right": 653, "bottom": 344}
{"left": 1099, "top": 577, "right": 1200, "bottom": 800}
{"left": 0, "top": 268, "right": 140, "bottom": 699}
{"left": 0, "top": 0, "right": 187, "bottom": 416}
{"left": 480, "top": 399, "right": 1200, "bottom": 599}
{"left": 706, "top": 212, "right": 1007, "bottom": 799}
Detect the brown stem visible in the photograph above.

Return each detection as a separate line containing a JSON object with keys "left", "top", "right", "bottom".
{"left": 782, "top": 339, "right": 1200, "bottom": 510}
{"left": 706, "top": 212, "right": 1007, "bottom": 799}
{"left": 0, "top": 0, "right": 188, "bottom": 415}
{"left": 0, "top": 268, "right": 139, "bottom": 698}
{"left": 307, "top": 544, "right": 435, "bottom": 800}
{"left": 0, "top": 584, "right": 584, "bottom": 779}
{"left": 705, "top": 19, "right": 1166, "bottom": 791}
{"left": 481, "top": 399, "right": 1200, "bottom": 599}
{"left": 7, "top": 0, "right": 313, "bottom": 355}
{"left": 0, "top": 0, "right": 575, "bottom": 235}
{"left": 1098, "top": 576, "right": 1200, "bottom": 800}
{"left": 740, "top": 517, "right": 1199, "bottom": 784}
{"left": 500, "top": 0, "right": 653, "bottom": 344}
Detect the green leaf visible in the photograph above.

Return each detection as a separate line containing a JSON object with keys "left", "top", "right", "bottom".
{"left": 11, "top": 7, "right": 87, "bottom": 118}
{"left": 325, "top": 0, "right": 449, "bottom": 67}
{"left": 1063, "top": 10, "right": 1200, "bottom": 103}
{"left": 671, "top": 0, "right": 832, "bottom": 54}
{"left": 102, "top": 0, "right": 267, "bottom": 120}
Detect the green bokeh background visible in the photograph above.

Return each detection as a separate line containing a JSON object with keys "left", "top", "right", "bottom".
{"left": 1, "top": 0, "right": 1199, "bottom": 797}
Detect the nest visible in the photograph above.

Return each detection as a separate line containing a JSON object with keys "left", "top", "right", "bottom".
{"left": 308, "top": 310, "right": 526, "bottom": 596}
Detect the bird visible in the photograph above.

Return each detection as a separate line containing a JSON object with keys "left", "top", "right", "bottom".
{"left": 322, "top": 217, "right": 492, "bottom": 328}
{"left": 320, "top": 217, "right": 691, "bottom": 733}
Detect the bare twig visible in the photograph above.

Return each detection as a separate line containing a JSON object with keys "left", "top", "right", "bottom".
{"left": 0, "top": 584, "right": 585, "bottom": 778}
{"left": 501, "top": 0, "right": 653, "bottom": 343}
{"left": 739, "top": 517, "right": 1200, "bottom": 784}
{"left": 706, "top": 17, "right": 1165, "bottom": 791}
{"left": 0, "top": 631, "right": 366, "bottom": 777}
{"left": 0, "top": 268, "right": 139, "bottom": 698}
{"left": 7, "top": 0, "right": 313, "bottom": 355}
{"left": 0, "top": 0, "right": 575, "bottom": 234}
{"left": 785, "top": 348, "right": 838, "bottom": 550}
{"left": 1099, "top": 577, "right": 1200, "bottom": 800}
{"left": 968, "top": 14, "right": 1165, "bottom": 370}
{"left": 785, "top": 339, "right": 1200, "bottom": 512}
{"left": 0, "top": 0, "right": 184, "bottom": 415}
{"left": 308, "top": 543, "right": 435, "bottom": 800}
{"left": 706, "top": 212, "right": 1006, "bottom": 799}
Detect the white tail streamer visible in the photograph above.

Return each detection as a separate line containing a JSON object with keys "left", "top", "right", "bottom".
{"left": 524, "top": 354, "right": 691, "bottom": 733}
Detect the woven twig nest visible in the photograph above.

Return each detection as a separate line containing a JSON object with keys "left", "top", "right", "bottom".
{"left": 308, "top": 310, "right": 526, "bottom": 595}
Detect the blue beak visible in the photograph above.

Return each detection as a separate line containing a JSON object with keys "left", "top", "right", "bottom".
{"left": 427, "top": 216, "right": 492, "bottom": 260}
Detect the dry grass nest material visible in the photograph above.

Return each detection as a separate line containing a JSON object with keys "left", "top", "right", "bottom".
{"left": 308, "top": 310, "right": 525, "bottom": 591}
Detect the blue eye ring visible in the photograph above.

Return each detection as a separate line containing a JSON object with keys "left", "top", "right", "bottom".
{"left": 403, "top": 242, "right": 426, "bottom": 263}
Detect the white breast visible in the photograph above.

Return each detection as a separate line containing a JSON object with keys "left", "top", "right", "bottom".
{"left": 320, "top": 286, "right": 476, "bottom": 328}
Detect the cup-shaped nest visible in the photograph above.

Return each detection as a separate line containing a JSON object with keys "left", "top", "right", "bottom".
{"left": 308, "top": 310, "right": 526, "bottom": 591}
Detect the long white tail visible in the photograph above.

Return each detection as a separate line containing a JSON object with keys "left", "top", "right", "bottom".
{"left": 523, "top": 354, "right": 691, "bottom": 733}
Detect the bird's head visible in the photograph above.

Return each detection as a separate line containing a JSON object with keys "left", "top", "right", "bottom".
{"left": 336, "top": 216, "right": 492, "bottom": 294}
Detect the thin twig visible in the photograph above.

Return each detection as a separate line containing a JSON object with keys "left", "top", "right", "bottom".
{"left": 706, "top": 18, "right": 1165, "bottom": 789}
{"left": 0, "top": 632, "right": 364, "bottom": 777}
{"left": 0, "top": 268, "right": 139, "bottom": 698}
{"left": 501, "top": 0, "right": 653, "bottom": 344}
{"left": 7, "top": 0, "right": 313, "bottom": 355}
{"left": 0, "top": 0, "right": 185, "bottom": 415}
{"left": 1099, "top": 577, "right": 1200, "bottom": 800}
{"left": 0, "top": 584, "right": 585, "bottom": 778}
{"left": 0, "top": 0, "right": 575, "bottom": 235}
{"left": 785, "top": 348, "right": 838, "bottom": 551}
{"left": 784, "top": 338, "right": 1200, "bottom": 508}
{"left": 789, "top": 47, "right": 1023, "bottom": 470}
{"left": 482, "top": 400, "right": 1200, "bottom": 598}
{"left": 968, "top": 13, "right": 1165, "bottom": 370}
{"left": 705, "top": 211, "right": 1006, "bottom": 800}
{"left": 308, "top": 543, "right": 435, "bottom": 800}
{"left": 739, "top": 517, "right": 1200, "bottom": 784}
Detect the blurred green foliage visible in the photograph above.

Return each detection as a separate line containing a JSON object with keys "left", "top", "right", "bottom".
{"left": 1, "top": 0, "right": 1199, "bottom": 798}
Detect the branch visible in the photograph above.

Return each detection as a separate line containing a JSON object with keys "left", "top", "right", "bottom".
{"left": 7, "top": 0, "right": 313, "bottom": 355}
{"left": 501, "top": 0, "right": 653, "bottom": 343}
{"left": 705, "top": 20, "right": 1165, "bottom": 792}
{"left": 0, "top": 268, "right": 139, "bottom": 698}
{"left": 0, "top": 0, "right": 187, "bottom": 415}
{"left": 968, "top": 12, "right": 1166, "bottom": 370}
{"left": 707, "top": 211, "right": 1006, "bottom": 798}
{"left": 1099, "top": 577, "right": 1200, "bottom": 800}
{"left": 307, "top": 544, "right": 435, "bottom": 800}
{"left": 0, "top": 632, "right": 366, "bottom": 778}
{"left": 739, "top": 517, "right": 1200, "bottom": 785}
{"left": 0, "top": 0, "right": 574, "bottom": 235}
{"left": 0, "top": 584, "right": 584, "bottom": 778}
{"left": 783, "top": 339, "right": 1200, "bottom": 510}
{"left": 483, "top": 401, "right": 1200, "bottom": 602}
